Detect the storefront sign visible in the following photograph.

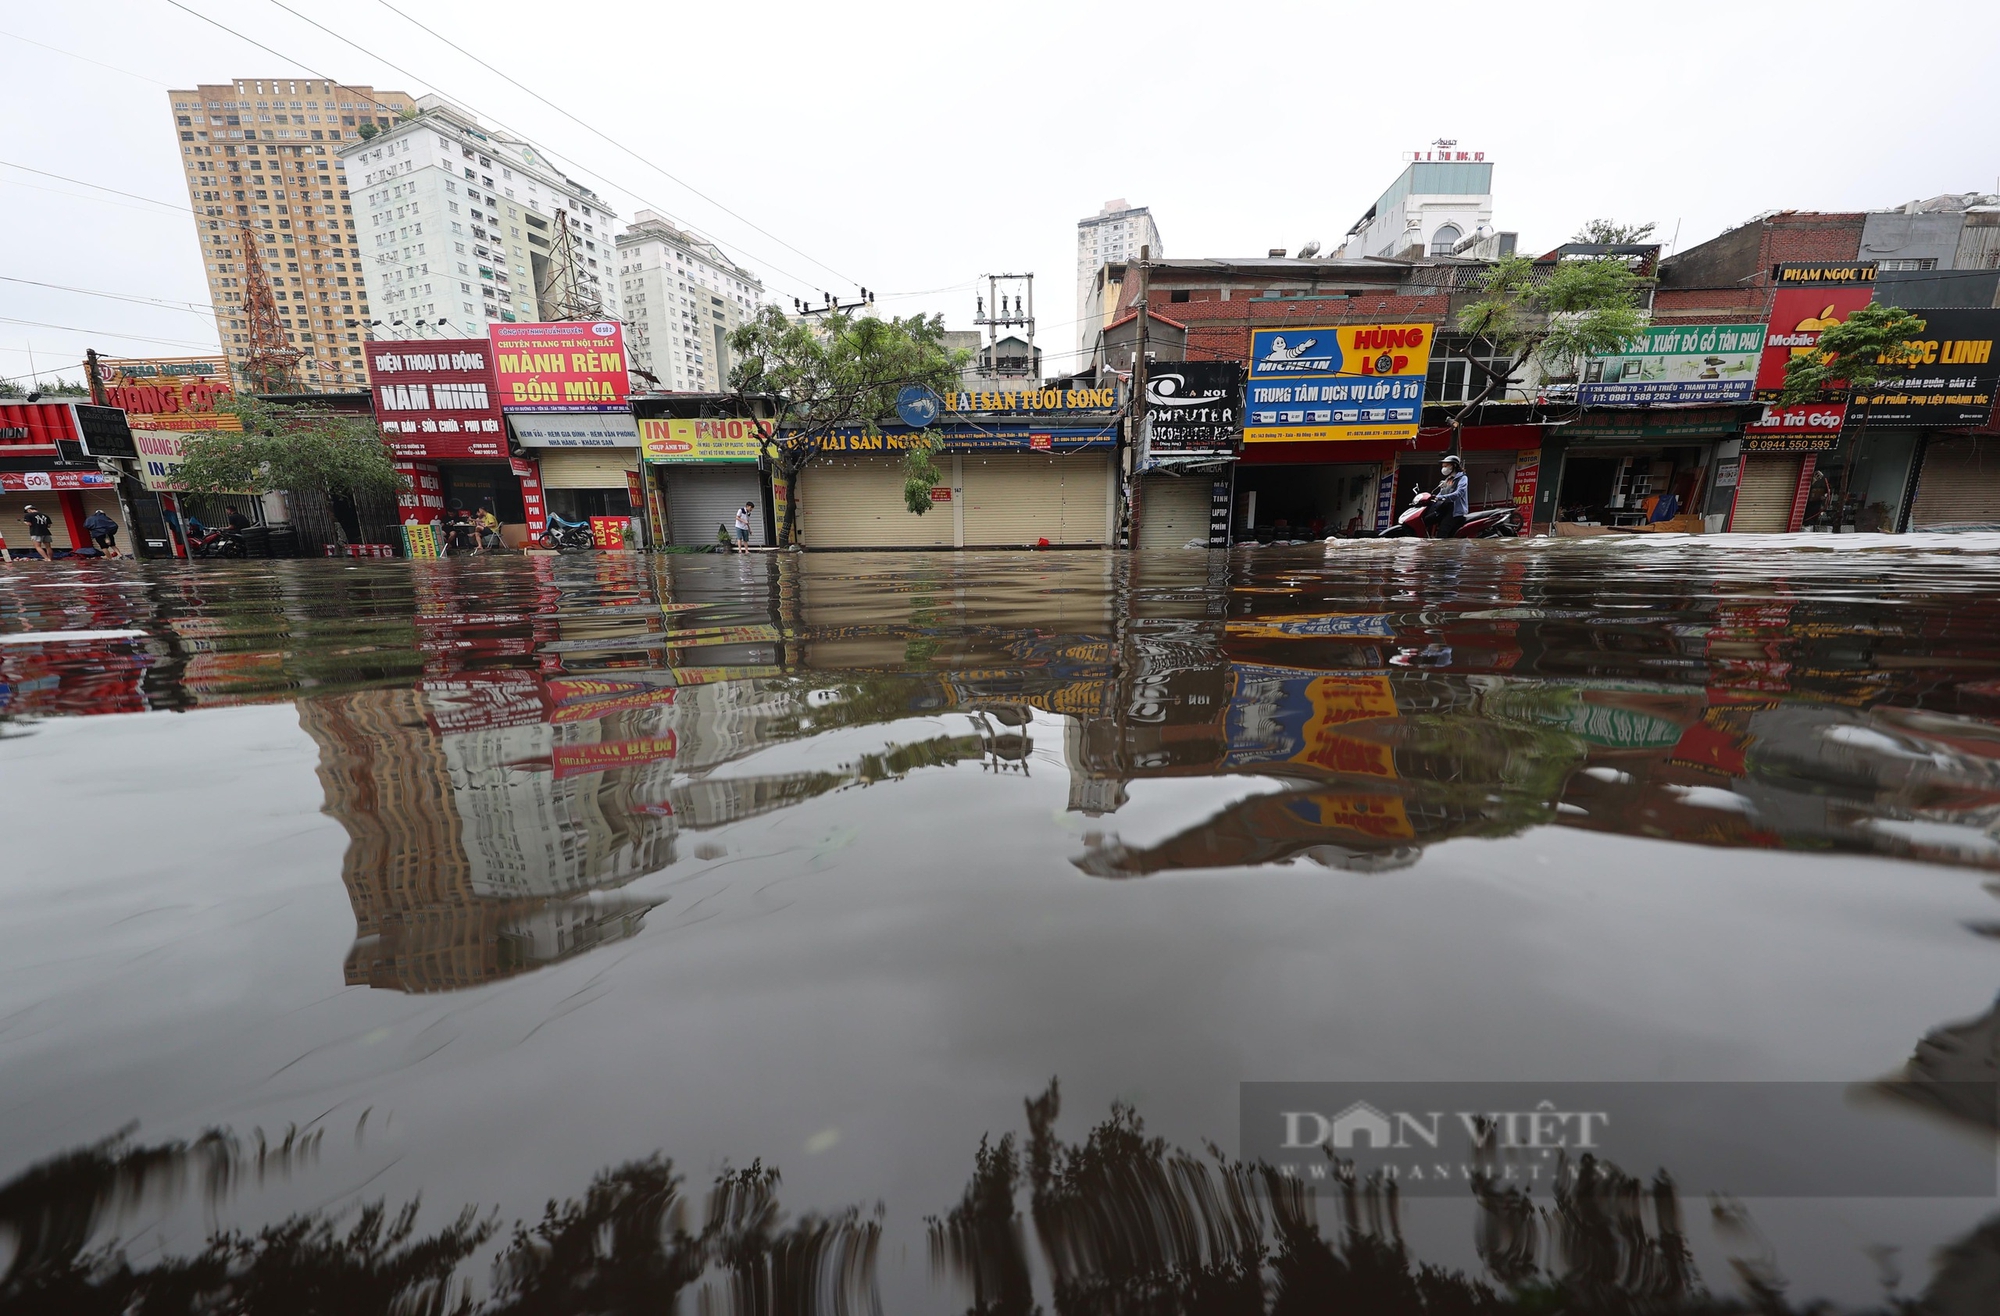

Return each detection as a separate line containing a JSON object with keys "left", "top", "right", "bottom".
{"left": 639, "top": 417, "right": 772, "bottom": 463}
{"left": 510, "top": 457, "right": 547, "bottom": 538}
{"left": 395, "top": 460, "right": 444, "bottom": 524}
{"left": 1141, "top": 361, "right": 1242, "bottom": 464}
{"left": 1566, "top": 409, "right": 1743, "bottom": 440}
{"left": 402, "top": 521, "right": 442, "bottom": 559}
{"left": 1511, "top": 448, "right": 1541, "bottom": 525}
{"left": 941, "top": 386, "right": 1118, "bottom": 414}
{"left": 1772, "top": 262, "right": 1878, "bottom": 285}
{"left": 0, "top": 402, "right": 81, "bottom": 452}
{"left": 133, "top": 431, "right": 189, "bottom": 492}
{"left": 363, "top": 338, "right": 508, "bottom": 460}
{"left": 0, "top": 470, "right": 117, "bottom": 491}
{"left": 552, "top": 734, "right": 677, "bottom": 779}
{"left": 99, "top": 356, "right": 239, "bottom": 431}
{"left": 490, "top": 321, "right": 629, "bottom": 412}
{"left": 1245, "top": 324, "right": 1431, "bottom": 443}
{"left": 511, "top": 413, "right": 639, "bottom": 448}
{"left": 589, "top": 515, "right": 631, "bottom": 549}
{"left": 1852, "top": 309, "right": 2000, "bottom": 427}
{"left": 1756, "top": 289, "right": 1875, "bottom": 396}
{"left": 817, "top": 426, "right": 1114, "bottom": 454}
{"left": 1579, "top": 323, "right": 1765, "bottom": 406}
{"left": 1743, "top": 402, "right": 1846, "bottom": 450}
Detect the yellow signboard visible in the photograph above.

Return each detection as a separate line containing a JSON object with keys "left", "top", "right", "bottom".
{"left": 639, "top": 417, "right": 771, "bottom": 464}
{"left": 100, "top": 356, "right": 242, "bottom": 432}
{"left": 1244, "top": 323, "right": 1433, "bottom": 443}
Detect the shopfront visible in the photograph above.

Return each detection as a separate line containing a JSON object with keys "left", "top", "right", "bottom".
{"left": 637, "top": 416, "right": 771, "bottom": 547}
{"left": 796, "top": 413, "right": 1119, "bottom": 550}
{"left": 1908, "top": 434, "right": 2000, "bottom": 529}
{"left": 0, "top": 402, "right": 138, "bottom": 558}
{"left": 1536, "top": 411, "right": 1745, "bottom": 534}
{"left": 512, "top": 412, "right": 643, "bottom": 538}
{"left": 1134, "top": 362, "right": 1239, "bottom": 550}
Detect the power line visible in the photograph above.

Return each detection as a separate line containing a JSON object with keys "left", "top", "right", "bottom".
{"left": 0, "top": 29, "right": 172, "bottom": 85}
{"left": 0, "top": 159, "right": 191, "bottom": 213}
{"left": 0, "top": 315, "right": 220, "bottom": 351}
{"left": 0, "top": 274, "right": 216, "bottom": 317}
{"left": 365, "top": 0, "right": 860, "bottom": 288}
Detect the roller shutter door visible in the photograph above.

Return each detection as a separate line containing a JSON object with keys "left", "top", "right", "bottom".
{"left": 1909, "top": 438, "right": 2000, "bottom": 529}
{"left": 1136, "top": 474, "right": 1214, "bottom": 549}
{"left": 665, "top": 465, "right": 763, "bottom": 546}
{"left": 1730, "top": 456, "right": 1803, "bottom": 532}
{"left": 537, "top": 449, "right": 638, "bottom": 490}
{"left": 962, "top": 453, "right": 1110, "bottom": 547}
{"left": 800, "top": 457, "right": 954, "bottom": 549}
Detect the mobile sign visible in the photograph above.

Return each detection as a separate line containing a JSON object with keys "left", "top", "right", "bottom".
{"left": 1755, "top": 288, "right": 1876, "bottom": 397}
{"left": 1244, "top": 324, "right": 1431, "bottom": 443}
{"left": 1579, "top": 323, "right": 1765, "bottom": 406}
{"left": 490, "top": 321, "right": 630, "bottom": 413}
{"left": 363, "top": 338, "right": 508, "bottom": 460}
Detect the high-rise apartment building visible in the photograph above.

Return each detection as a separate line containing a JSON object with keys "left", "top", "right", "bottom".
{"left": 614, "top": 210, "right": 762, "bottom": 392}
{"left": 1075, "top": 199, "right": 1161, "bottom": 357}
{"left": 169, "top": 78, "right": 414, "bottom": 391}
{"left": 338, "top": 95, "right": 619, "bottom": 342}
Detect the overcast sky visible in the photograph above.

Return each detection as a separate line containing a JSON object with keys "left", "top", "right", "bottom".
{"left": 3, "top": 0, "right": 1997, "bottom": 387}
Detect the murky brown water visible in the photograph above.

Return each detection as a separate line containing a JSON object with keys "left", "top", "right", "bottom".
{"left": 4, "top": 542, "right": 2000, "bottom": 1312}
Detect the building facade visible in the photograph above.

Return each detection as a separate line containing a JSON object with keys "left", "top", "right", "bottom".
{"left": 1339, "top": 159, "right": 1495, "bottom": 261}
{"left": 614, "top": 210, "right": 762, "bottom": 393}
{"left": 168, "top": 77, "right": 413, "bottom": 391}
{"left": 1076, "top": 200, "right": 1161, "bottom": 357}
{"left": 337, "top": 96, "right": 620, "bottom": 343}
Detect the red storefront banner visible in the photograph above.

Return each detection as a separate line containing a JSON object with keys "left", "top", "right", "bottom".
{"left": 0, "top": 402, "right": 81, "bottom": 452}
{"left": 1756, "top": 288, "right": 1875, "bottom": 396}
{"left": 1510, "top": 447, "right": 1540, "bottom": 527}
{"left": 510, "top": 456, "right": 547, "bottom": 538}
{"left": 0, "top": 470, "right": 118, "bottom": 491}
{"left": 490, "top": 321, "right": 629, "bottom": 413}
{"left": 552, "top": 733, "right": 678, "bottom": 778}
{"left": 363, "top": 338, "right": 508, "bottom": 460}
{"left": 590, "top": 515, "right": 631, "bottom": 549}
{"left": 395, "top": 460, "right": 444, "bottom": 524}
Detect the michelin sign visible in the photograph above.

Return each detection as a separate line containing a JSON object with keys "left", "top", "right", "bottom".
{"left": 1245, "top": 324, "right": 1432, "bottom": 443}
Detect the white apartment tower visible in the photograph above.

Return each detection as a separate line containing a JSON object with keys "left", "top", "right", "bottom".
{"left": 336, "top": 96, "right": 619, "bottom": 340}
{"left": 615, "top": 211, "right": 762, "bottom": 392}
{"left": 1075, "top": 199, "right": 1161, "bottom": 357}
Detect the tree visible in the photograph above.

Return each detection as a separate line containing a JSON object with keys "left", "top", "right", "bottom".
{"left": 1570, "top": 219, "right": 1657, "bottom": 245}
{"left": 1448, "top": 254, "right": 1651, "bottom": 446}
{"left": 727, "top": 308, "right": 968, "bottom": 545}
{"left": 176, "top": 396, "right": 404, "bottom": 543}
{"left": 1777, "top": 301, "right": 1929, "bottom": 526}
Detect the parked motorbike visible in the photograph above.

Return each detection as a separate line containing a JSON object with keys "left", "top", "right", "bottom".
{"left": 1372, "top": 490, "right": 1519, "bottom": 539}
{"left": 185, "top": 524, "right": 246, "bottom": 558}
{"left": 538, "top": 521, "right": 593, "bottom": 551}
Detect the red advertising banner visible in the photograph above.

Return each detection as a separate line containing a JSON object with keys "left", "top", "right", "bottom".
{"left": 362, "top": 338, "right": 508, "bottom": 460}
{"left": 0, "top": 470, "right": 118, "bottom": 491}
{"left": 490, "top": 321, "right": 629, "bottom": 412}
{"left": 511, "top": 456, "right": 547, "bottom": 538}
{"left": 99, "top": 357, "right": 239, "bottom": 432}
{"left": 1743, "top": 401, "right": 1847, "bottom": 452}
{"left": 395, "top": 460, "right": 444, "bottom": 524}
{"left": 0, "top": 402, "right": 80, "bottom": 452}
{"left": 589, "top": 515, "right": 631, "bottom": 549}
{"left": 552, "top": 733, "right": 678, "bottom": 779}
{"left": 1756, "top": 288, "right": 1875, "bottom": 397}
{"left": 1510, "top": 447, "right": 1540, "bottom": 527}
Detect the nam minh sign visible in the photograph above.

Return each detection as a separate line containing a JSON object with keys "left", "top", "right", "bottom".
{"left": 490, "top": 321, "right": 630, "bottom": 413}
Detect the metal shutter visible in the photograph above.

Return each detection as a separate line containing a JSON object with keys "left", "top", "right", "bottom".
{"left": 1909, "top": 438, "right": 2000, "bottom": 528}
{"left": 963, "top": 453, "right": 1107, "bottom": 546}
{"left": 664, "top": 466, "right": 763, "bottom": 546}
{"left": 800, "top": 457, "right": 954, "bottom": 549}
{"left": 538, "top": 449, "right": 638, "bottom": 489}
{"left": 1731, "top": 456, "right": 1803, "bottom": 532}
{"left": 1136, "top": 473, "right": 1215, "bottom": 548}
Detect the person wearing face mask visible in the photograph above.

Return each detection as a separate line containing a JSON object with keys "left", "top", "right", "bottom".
{"left": 1429, "top": 454, "right": 1469, "bottom": 538}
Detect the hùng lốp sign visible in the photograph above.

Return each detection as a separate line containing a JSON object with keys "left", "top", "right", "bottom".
{"left": 1244, "top": 325, "right": 1431, "bottom": 443}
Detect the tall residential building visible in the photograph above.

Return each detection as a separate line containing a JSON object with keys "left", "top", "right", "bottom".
{"left": 1075, "top": 200, "right": 1161, "bottom": 357}
{"left": 615, "top": 210, "right": 762, "bottom": 392}
{"left": 1338, "top": 156, "right": 1495, "bottom": 260}
{"left": 336, "top": 95, "right": 620, "bottom": 342}
{"left": 170, "top": 78, "right": 414, "bottom": 391}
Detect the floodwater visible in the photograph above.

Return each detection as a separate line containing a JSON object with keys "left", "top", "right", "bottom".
{"left": 3, "top": 540, "right": 2000, "bottom": 1313}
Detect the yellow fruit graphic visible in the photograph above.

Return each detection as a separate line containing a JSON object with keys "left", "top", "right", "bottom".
{"left": 1790, "top": 304, "right": 1842, "bottom": 359}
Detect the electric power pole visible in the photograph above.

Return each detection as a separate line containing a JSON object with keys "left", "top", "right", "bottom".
{"left": 1125, "top": 246, "right": 1151, "bottom": 547}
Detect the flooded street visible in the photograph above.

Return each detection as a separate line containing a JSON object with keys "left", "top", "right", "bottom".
{"left": 4, "top": 541, "right": 2000, "bottom": 1312}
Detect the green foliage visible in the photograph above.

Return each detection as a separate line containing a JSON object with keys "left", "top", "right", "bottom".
{"left": 356, "top": 121, "right": 379, "bottom": 140}
{"left": 175, "top": 396, "right": 404, "bottom": 503}
{"left": 1777, "top": 303, "right": 1929, "bottom": 405}
{"left": 1456, "top": 255, "right": 1651, "bottom": 400}
{"left": 1570, "top": 218, "right": 1657, "bottom": 244}
{"left": 901, "top": 434, "right": 942, "bottom": 515}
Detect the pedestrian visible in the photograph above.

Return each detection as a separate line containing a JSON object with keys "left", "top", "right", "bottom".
{"left": 20, "top": 503, "right": 55, "bottom": 561}
{"left": 734, "top": 501, "right": 753, "bottom": 551}
{"left": 83, "top": 506, "right": 121, "bottom": 558}
{"left": 477, "top": 502, "right": 504, "bottom": 553}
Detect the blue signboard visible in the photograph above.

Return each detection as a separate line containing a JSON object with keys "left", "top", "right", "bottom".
{"left": 1244, "top": 324, "right": 1432, "bottom": 443}
{"left": 895, "top": 385, "right": 940, "bottom": 428}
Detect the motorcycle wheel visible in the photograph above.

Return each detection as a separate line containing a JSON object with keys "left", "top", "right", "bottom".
{"left": 221, "top": 541, "right": 246, "bottom": 558}
{"left": 537, "top": 531, "right": 557, "bottom": 549}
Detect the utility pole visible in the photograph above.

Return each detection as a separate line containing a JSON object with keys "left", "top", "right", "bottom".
{"left": 1125, "top": 246, "right": 1151, "bottom": 548}
{"left": 794, "top": 289, "right": 873, "bottom": 318}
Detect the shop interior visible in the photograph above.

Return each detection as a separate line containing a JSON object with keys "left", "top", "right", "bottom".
{"left": 1553, "top": 448, "right": 1709, "bottom": 527}
{"left": 1233, "top": 464, "right": 1378, "bottom": 540}
{"left": 543, "top": 488, "right": 631, "bottom": 521}
{"left": 438, "top": 464, "right": 527, "bottom": 525}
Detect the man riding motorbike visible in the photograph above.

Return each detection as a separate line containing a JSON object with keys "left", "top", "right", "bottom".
{"left": 1426, "top": 455, "right": 1469, "bottom": 538}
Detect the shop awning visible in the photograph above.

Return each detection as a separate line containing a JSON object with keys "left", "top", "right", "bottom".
{"left": 0, "top": 471, "right": 118, "bottom": 491}
{"left": 511, "top": 413, "right": 639, "bottom": 449}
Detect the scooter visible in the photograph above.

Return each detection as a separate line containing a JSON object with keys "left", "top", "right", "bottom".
{"left": 185, "top": 524, "right": 247, "bottom": 558}
{"left": 538, "top": 521, "right": 593, "bottom": 551}
{"left": 1373, "top": 490, "right": 1519, "bottom": 539}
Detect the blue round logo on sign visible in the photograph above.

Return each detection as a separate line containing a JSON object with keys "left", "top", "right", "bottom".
{"left": 896, "top": 385, "right": 941, "bottom": 429}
